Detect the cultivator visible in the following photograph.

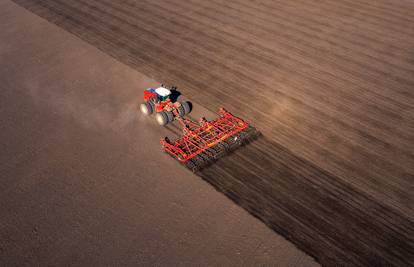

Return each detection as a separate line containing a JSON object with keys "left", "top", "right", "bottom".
{"left": 139, "top": 85, "right": 259, "bottom": 171}
{"left": 160, "top": 108, "right": 259, "bottom": 172}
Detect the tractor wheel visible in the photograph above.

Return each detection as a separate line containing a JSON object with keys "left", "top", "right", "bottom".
{"left": 140, "top": 101, "right": 153, "bottom": 115}
{"left": 181, "top": 101, "right": 192, "bottom": 115}
{"left": 165, "top": 110, "right": 174, "bottom": 123}
{"left": 156, "top": 110, "right": 174, "bottom": 126}
{"left": 177, "top": 105, "right": 186, "bottom": 117}
{"left": 155, "top": 111, "right": 168, "bottom": 126}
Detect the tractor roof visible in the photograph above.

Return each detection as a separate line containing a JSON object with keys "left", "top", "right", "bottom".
{"left": 155, "top": 87, "right": 171, "bottom": 97}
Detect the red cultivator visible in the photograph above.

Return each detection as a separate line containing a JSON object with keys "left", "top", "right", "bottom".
{"left": 161, "top": 108, "right": 259, "bottom": 171}
{"left": 139, "top": 85, "right": 259, "bottom": 171}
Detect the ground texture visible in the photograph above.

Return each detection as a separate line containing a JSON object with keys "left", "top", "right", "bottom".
{"left": 0, "top": 1, "right": 318, "bottom": 266}
{"left": 3, "top": 0, "right": 414, "bottom": 266}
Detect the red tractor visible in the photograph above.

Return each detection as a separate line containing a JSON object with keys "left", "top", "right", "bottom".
{"left": 140, "top": 85, "right": 259, "bottom": 171}
{"left": 139, "top": 85, "right": 192, "bottom": 125}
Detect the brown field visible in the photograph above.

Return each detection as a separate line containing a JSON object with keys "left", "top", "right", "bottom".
{"left": 0, "top": 1, "right": 318, "bottom": 266}
{"left": 3, "top": 0, "right": 414, "bottom": 266}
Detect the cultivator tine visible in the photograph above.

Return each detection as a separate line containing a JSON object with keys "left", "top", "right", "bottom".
{"left": 183, "top": 150, "right": 213, "bottom": 172}
{"left": 161, "top": 108, "right": 260, "bottom": 172}
{"left": 193, "top": 155, "right": 209, "bottom": 170}
{"left": 199, "top": 150, "right": 212, "bottom": 159}
{"left": 237, "top": 125, "right": 261, "bottom": 143}
{"left": 185, "top": 159, "right": 198, "bottom": 172}
{"left": 183, "top": 127, "right": 260, "bottom": 172}
{"left": 224, "top": 126, "right": 260, "bottom": 150}
{"left": 205, "top": 147, "right": 223, "bottom": 160}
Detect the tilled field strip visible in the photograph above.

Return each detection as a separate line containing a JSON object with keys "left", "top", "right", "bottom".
{"left": 200, "top": 137, "right": 414, "bottom": 266}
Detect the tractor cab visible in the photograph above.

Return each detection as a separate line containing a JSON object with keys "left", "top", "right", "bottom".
{"left": 144, "top": 87, "right": 171, "bottom": 103}
{"left": 154, "top": 87, "right": 171, "bottom": 102}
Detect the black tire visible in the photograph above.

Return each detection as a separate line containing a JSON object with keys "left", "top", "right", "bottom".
{"left": 165, "top": 110, "right": 174, "bottom": 123}
{"left": 177, "top": 105, "right": 184, "bottom": 117}
{"left": 140, "top": 101, "right": 153, "bottom": 115}
{"left": 155, "top": 111, "right": 168, "bottom": 126}
{"left": 181, "top": 101, "right": 192, "bottom": 115}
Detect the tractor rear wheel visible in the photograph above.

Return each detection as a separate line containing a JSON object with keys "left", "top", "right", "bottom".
{"left": 156, "top": 111, "right": 168, "bottom": 126}
{"left": 181, "top": 101, "right": 192, "bottom": 115}
{"left": 140, "top": 101, "right": 153, "bottom": 115}
{"left": 156, "top": 110, "right": 174, "bottom": 126}
{"left": 177, "top": 105, "right": 186, "bottom": 117}
{"left": 165, "top": 110, "right": 174, "bottom": 123}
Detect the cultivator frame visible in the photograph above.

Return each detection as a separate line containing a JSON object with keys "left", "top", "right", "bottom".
{"left": 160, "top": 108, "right": 259, "bottom": 171}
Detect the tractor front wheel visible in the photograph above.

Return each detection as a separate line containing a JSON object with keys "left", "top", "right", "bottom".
{"left": 140, "top": 101, "right": 153, "bottom": 115}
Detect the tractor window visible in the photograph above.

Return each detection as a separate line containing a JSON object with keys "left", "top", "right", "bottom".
{"left": 160, "top": 95, "right": 169, "bottom": 102}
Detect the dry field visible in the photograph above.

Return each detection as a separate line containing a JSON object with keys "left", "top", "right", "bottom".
{"left": 6, "top": 0, "right": 414, "bottom": 266}
{"left": 0, "top": 1, "right": 317, "bottom": 266}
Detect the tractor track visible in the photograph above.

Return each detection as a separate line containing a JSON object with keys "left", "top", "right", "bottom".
{"left": 9, "top": 0, "right": 414, "bottom": 266}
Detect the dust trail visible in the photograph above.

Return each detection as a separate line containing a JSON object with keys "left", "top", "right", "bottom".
{"left": 199, "top": 137, "right": 414, "bottom": 266}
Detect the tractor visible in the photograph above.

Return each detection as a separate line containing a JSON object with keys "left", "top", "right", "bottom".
{"left": 139, "top": 85, "right": 191, "bottom": 126}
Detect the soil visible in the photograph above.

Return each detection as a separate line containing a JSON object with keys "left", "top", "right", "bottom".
{"left": 3, "top": 0, "right": 414, "bottom": 266}
{"left": 0, "top": 1, "right": 318, "bottom": 266}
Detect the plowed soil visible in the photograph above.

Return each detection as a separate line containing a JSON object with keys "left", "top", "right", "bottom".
{"left": 5, "top": 0, "right": 414, "bottom": 266}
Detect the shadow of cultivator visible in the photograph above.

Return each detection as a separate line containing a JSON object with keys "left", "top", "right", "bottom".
{"left": 140, "top": 85, "right": 260, "bottom": 172}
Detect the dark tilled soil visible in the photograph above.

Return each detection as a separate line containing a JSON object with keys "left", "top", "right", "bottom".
{"left": 8, "top": 0, "right": 414, "bottom": 266}
{"left": 200, "top": 137, "right": 414, "bottom": 266}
